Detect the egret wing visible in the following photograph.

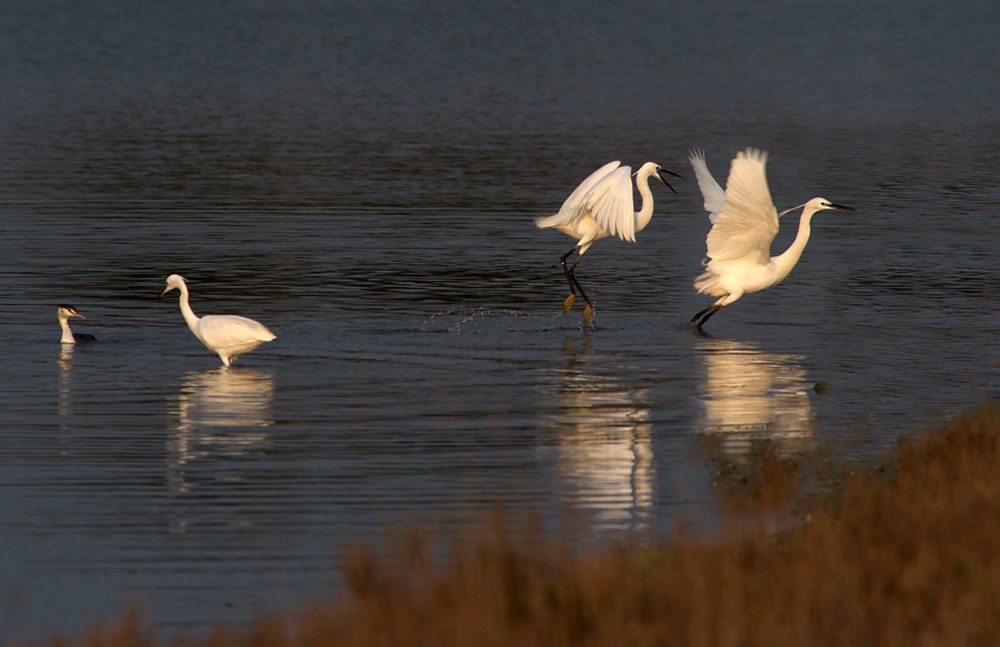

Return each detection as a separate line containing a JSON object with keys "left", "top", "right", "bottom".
{"left": 199, "top": 315, "right": 276, "bottom": 349}
{"left": 689, "top": 150, "right": 726, "bottom": 222}
{"left": 585, "top": 165, "right": 637, "bottom": 242}
{"left": 534, "top": 161, "right": 621, "bottom": 229}
{"left": 705, "top": 148, "right": 779, "bottom": 262}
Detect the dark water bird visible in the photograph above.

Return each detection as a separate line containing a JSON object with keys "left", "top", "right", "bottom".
{"left": 58, "top": 305, "right": 96, "bottom": 343}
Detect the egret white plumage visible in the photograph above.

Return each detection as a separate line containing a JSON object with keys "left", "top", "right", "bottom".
{"left": 689, "top": 148, "right": 853, "bottom": 329}
{"left": 58, "top": 305, "right": 96, "bottom": 343}
{"left": 159, "top": 274, "right": 276, "bottom": 366}
{"left": 535, "top": 161, "right": 680, "bottom": 325}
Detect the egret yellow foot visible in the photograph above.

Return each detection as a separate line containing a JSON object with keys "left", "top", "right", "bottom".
{"left": 562, "top": 293, "right": 576, "bottom": 314}
{"left": 582, "top": 304, "right": 593, "bottom": 327}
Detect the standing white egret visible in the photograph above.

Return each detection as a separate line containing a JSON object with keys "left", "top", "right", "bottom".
{"left": 688, "top": 148, "right": 853, "bottom": 329}
{"left": 159, "top": 274, "right": 276, "bottom": 366}
{"left": 58, "top": 305, "right": 96, "bottom": 343}
{"left": 535, "top": 161, "right": 680, "bottom": 325}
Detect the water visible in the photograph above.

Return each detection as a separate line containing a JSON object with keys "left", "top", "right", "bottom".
{"left": 2, "top": 0, "right": 1000, "bottom": 639}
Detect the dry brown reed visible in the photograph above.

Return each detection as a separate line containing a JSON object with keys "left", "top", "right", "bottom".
{"left": 706, "top": 439, "right": 804, "bottom": 511}
{"left": 21, "top": 402, "right": 1000, "bottom": 647}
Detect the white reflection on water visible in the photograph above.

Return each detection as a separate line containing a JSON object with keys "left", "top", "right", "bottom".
{"left": 697, "top": 338, "right": 814, "bottom": 459}
{"left": 543, "top": 337, "right": 654, "bottom": 532}
{"left": 57, "top": 344, "right": 75, "bottom": 432}
{"left": 166, "top": 367, "right": 275, "bottom": 495}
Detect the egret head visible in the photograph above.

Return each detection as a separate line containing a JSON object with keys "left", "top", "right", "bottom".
{"left": 809, "top": 197, "right": 854, "bottom": 212}
{"left": 633, "top": 161, "right": 682, "bottom": 194}
{"left": 160, "top": 274, "right": 188, "bottom": 298}
{"left": 780, "top": 198, "right": 855, "bottom": 218}
{"left": 58, "top": 305, "right": 84, "bottom": 320}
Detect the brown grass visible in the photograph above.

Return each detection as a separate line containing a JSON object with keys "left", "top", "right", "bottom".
{"left": 705, "top": 439, "right": 805, "bottom": 511}
{"left": 21, "top": 402, "right": 1000, "bottom": 647}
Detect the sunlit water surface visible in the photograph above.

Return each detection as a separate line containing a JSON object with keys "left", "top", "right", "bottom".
{"left": 2, "top": 0, "right": 1000, "bottom": 639}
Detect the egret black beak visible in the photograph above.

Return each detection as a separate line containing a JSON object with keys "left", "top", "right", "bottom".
{"left": 830, "top": 202, "right": 855, "bottom": 211}
{"left": 657, "top": 168, "right": 683, "bottom": 194}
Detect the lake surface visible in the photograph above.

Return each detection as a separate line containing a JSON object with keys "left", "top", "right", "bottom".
{"left": 2, "top": 0, "right": 1000, "bottom": 639}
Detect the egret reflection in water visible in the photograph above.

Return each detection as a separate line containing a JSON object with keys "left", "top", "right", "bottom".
{"left": 697, "top": 338, "right": 815, "bottom": 459}
{"left": 167, "top": 367, "right": 276, "bottom": 494}
{"left": 542, "top": 337, "right": 654, "bottom": 532}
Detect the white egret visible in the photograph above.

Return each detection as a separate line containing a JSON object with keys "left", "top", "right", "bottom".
{"left": 159, "top": 274, "right": 276, "bottom": 366}
{"left": 535, "top": 161, "right": 680, "bottom": 325}
{"left": 688, "top": 148, "right": 853, "bottom": 329}
{"left": 58, "top": 305, "right": 96, "bottom": 343}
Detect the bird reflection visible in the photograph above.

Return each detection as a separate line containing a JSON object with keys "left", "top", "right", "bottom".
{"left": 543, "top": 336, "right": 654, "bottom": 532}
{"left": 697, "top": 338, "right": 814, "bottom": 459}
{"left": 57, "top": 344, "right": 75, "bottom": 430}
{"left": 166, "top": 367, "right": 275, "bottom": 495}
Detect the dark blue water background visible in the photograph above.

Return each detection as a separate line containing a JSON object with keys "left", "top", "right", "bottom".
{"left": 2, "top": 0, "right": 1000, "bottom": 639}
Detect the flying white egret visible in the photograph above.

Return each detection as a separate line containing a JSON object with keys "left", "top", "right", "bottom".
{"left": 688, "top": 148, "right": 853, "bottom": 329}
{"left": 535, "top": 161, "right": 680, "bottom": 325}
{"left": 159, "top": 274, "right": 276, "bottom": 366}
{"left": 58, "top": 305, "right": 96, "bottom": 343}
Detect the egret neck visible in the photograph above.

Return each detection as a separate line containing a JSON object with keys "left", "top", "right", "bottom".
{"left": 633, "top": 164, "right": 660, "bottom": 233}
{"left": 769, "top": 203, "right": 817, "bottom": 284}
{"left": 172, "top": 279, "right": 202, "bottom": 334}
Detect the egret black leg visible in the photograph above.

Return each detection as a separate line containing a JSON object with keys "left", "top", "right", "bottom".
{"left": 560, "top": 246, "right": 580, "bottom": 297}
{"left": 570, "top": 274, "right": 593, "bottom": 310}
{"left": 559, "top": 246, "right": 595, "bottom": 324}
{"left": 690, "top": 304, "right": 716, "bottom": 323}
{"left": 693, "top": 305, "right": 722, "bottom": 328}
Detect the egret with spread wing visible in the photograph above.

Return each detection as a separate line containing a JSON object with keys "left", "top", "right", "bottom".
{"left": 160, "top": 274, "right": 276, "bottom": 366}
{"left": 536, "top": 161, "right": 679, "bottom": 325}
{"left": 689, "top": 148, "right": 853, "bottom": 329}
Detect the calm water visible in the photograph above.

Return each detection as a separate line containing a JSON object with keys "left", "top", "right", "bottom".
{"left": 2, "top": 0, "right": 1000, "bottom": 639}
